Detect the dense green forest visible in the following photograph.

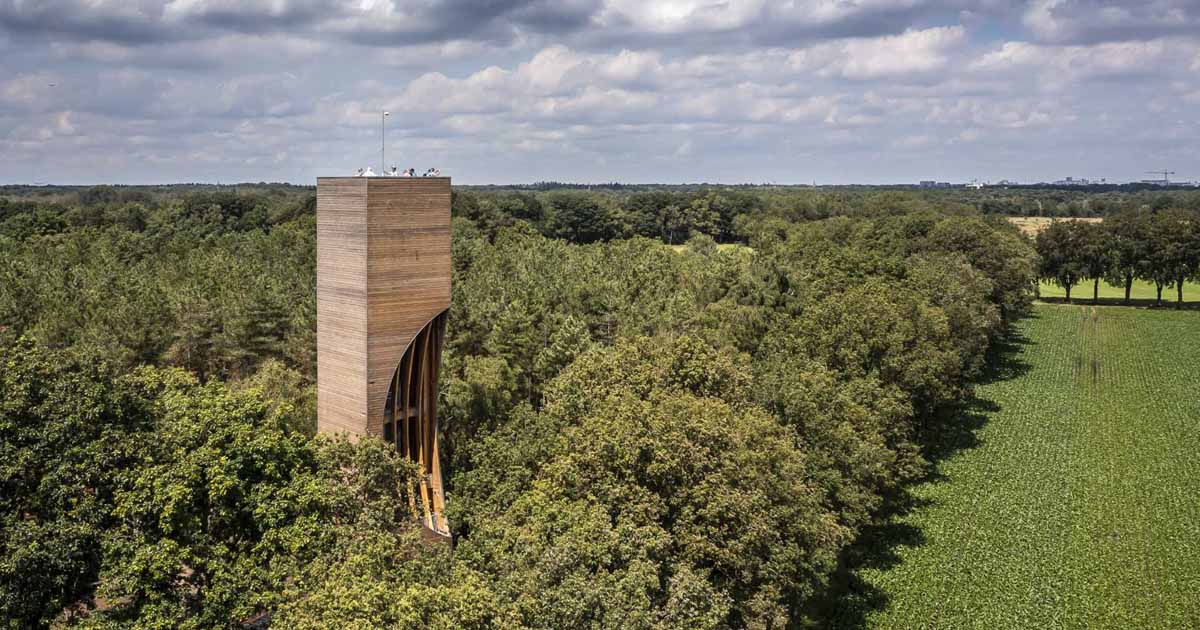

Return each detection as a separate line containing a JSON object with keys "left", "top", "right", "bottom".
{"left": 0, "top": 183, "right": 1195, "bottom": 628}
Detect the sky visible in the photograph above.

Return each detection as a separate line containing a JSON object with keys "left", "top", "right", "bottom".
{"left": 0, "top": 0, "right": 1198, "bottom": 185}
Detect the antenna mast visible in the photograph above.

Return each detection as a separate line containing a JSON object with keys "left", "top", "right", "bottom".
{"left": 381, "top": 111, "right": 390, "bottom": 173}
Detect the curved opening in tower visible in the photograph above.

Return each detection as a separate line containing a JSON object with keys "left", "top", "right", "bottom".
{"left": 383, "top": 309, "right": 450, "bottom": 538}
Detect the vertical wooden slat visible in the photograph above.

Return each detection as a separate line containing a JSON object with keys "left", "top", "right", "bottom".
{"left": 402, "top": 347, "right": 414, "bottom": 457}
{"left": 393, "top": 360, "right": 401, "bottom": 443}
{"left": 428, "top": 313, "right": 447, "bottom": 531}
{"left": 402, "top": 347, "right": 417, "bottom": 518}
{"left": 427, "top": 324, "right": 437, "bottom": 530}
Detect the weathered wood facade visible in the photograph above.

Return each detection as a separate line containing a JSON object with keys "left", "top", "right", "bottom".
{"left": 316, "top": 176, "right": 452, "bottom": 537}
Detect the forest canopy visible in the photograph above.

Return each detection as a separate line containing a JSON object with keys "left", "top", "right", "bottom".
{"left": 0, "top": 183, "right": 1191, "bottom": 628}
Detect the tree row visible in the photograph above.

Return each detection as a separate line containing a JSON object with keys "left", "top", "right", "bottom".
{"left": 1036, "top": 208, "right": 1200, "bottom": 305}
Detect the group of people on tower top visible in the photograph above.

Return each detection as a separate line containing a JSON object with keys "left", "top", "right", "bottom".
{"left": 356, "top": 166, "right": 440, "bottom": 177}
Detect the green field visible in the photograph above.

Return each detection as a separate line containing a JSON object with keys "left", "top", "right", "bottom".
{"left": 1039, "top": 279, "right": 1200, "bottom": 305}
{"left": 828, "top": 304, "right": 1200, "bottom": 628}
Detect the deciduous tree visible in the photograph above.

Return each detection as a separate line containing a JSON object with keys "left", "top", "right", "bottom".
{"left": 1143, "top": 209, "right": 1200, "bottom": 306}
{"left": 1036, "top": 220, "right": 1088, "bottom": 303}
{"left": 1078, "top": 221, "right": 1114, "bottom": 303}
{"left": 1104, "top": 209, "right": 1152, "bottom": 304}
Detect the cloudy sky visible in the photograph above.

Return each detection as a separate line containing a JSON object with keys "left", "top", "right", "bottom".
{"left": 1, "top": 0, "right": 1198, "bottom": 184}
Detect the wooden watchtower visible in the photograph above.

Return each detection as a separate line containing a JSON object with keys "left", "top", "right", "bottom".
{"left": 316, "top": 176, "right": 452, "bottom": 538}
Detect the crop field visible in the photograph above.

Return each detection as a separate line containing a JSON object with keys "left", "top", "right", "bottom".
{"left": 826, "top": 304, "right": 1200, "bottom": 628}
{"left": 1038, "top": 279, "right": 1200, "bottom": 305}
{"left": 1008, "top": 216, "right": 1103, "bottom": 237}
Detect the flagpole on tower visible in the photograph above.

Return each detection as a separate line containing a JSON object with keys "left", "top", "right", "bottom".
{"left": 381, "top": 110, "right": 390, "bottom": 173}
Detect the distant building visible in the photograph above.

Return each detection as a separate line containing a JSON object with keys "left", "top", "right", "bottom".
{"left": 1051, "top": 176, "right": 1107, "bottom": 186}
{"left": 918, "top": 180, "right": 954, "bottom": 188}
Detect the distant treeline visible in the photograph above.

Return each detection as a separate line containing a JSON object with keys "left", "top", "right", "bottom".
{"left": 0, "top": 186, "right": 314, "bottom": 242}
{"left": 1036, "top": 208, "right": 1200, "bottom": 305}
{"left": 5, "top": 182, "right": 1200, "bottom": 237}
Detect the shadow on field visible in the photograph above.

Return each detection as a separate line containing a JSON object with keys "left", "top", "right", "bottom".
{"left": 920, "top": 327, "right": 1032, "bottom": 471}
{"left": 1037, "top": 296, "right": 1199, "bottom": 310}
{"left": 805, "top": 322, "right": 1034, "bottom": 629}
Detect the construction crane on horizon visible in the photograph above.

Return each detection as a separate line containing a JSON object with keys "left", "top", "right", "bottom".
{"left": 1146, "top": 169, "right": 1176, "bottom": 185}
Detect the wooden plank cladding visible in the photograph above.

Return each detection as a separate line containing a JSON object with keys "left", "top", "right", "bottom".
{"left": 316, "top": 178, "right": 368, "bottom": 435}
{"left": 316, "top": 177, "right": 452, "bottom": 538}
{"left": 364, "top": 178, "right": 452, "bottom": 437}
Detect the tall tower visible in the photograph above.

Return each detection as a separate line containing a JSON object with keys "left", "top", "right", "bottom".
{"left": 316, "top": 176, "right": 452, "bottom": 538}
